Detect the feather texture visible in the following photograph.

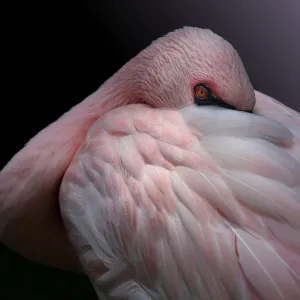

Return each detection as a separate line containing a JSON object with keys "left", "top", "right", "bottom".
{"left": 60, "top": 103, "right": 300, "bottom": 299}
{"left": 254, "top": 91, "right": 300, "bottom": 162}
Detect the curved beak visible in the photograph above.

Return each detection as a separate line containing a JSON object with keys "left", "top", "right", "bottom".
{"left": 195, "top": 94, "right": 253, "bottom": 113}
{"left": 210, "top": 94, "right": 253, "bottom": 113}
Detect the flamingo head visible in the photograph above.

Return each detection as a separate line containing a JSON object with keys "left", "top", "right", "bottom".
{"left": 132, "top": 26, "right": 255, "bottom": 112}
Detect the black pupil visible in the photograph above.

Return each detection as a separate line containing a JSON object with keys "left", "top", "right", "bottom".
{"left": 199, "top": 88, "right": 206, "bottom": 97}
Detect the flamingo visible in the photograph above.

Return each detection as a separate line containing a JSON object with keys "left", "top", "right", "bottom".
{"left": 1, "top": 27, "right": 299, "bottom": 299}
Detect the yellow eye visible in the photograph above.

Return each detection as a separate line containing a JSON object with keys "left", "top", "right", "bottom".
{"left": 195, "top": 85, "right": 208, "bottom": 99}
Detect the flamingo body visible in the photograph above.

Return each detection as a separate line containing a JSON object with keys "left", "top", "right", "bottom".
{"left": 0, "top": 27, "right": 299, "bottom": 299}
{"left": 60, "top": 102, "right": 300, "bottom": 299}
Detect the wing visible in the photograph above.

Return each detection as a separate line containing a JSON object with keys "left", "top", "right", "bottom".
{"left": 60, "top": 103, "right": 300, "bottom": 300}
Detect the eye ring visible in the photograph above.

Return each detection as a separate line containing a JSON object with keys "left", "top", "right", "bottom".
{"left": 195, "top": 85, "right": 209, "bottom": 100}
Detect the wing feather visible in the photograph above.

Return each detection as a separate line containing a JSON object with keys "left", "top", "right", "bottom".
{"left": 60, "top": 103, "right": 300, "bottom": 299}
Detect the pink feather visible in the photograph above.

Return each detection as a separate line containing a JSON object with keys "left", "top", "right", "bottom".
{"left": 1, "top": 27, "right": 299, "bottom": 299}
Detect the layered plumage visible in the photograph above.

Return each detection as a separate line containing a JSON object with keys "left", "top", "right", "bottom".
{"left": 60, "top": 102, "right": 300, "bottom": 300}
{"left": 58, "top": 28, "right": 300, "bottom": 299}
{"left": 1, "top": 26, "right": 299, "bottom": 299}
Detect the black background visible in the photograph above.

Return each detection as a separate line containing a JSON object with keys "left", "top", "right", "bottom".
{"left": 1, "top": 0, "right": 300, "bottom": 299}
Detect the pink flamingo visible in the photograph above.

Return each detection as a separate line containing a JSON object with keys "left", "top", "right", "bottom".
{"left": 1, "top": 27, "right": 299, "bottom": 299}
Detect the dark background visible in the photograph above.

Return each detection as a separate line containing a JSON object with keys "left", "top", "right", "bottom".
{"left": 1, "top": 0, "right": 300, "bottom": 299}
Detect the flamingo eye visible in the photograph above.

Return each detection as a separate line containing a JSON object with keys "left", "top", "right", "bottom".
{"left": 193, "top": 83, "right": 218, "bottom": 107}
{"left": 195, "top": 85, "right": 209, "bottom": 100}
{"left": 193, "top": 83, "right": 252, "bottom": 112}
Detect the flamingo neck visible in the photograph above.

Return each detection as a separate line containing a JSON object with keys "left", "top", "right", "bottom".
{"left": 0, "top": 64, "right": 138, "bottom": 232}
{"left": 8, "top": 64, "right": 137, "bottom": 167}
